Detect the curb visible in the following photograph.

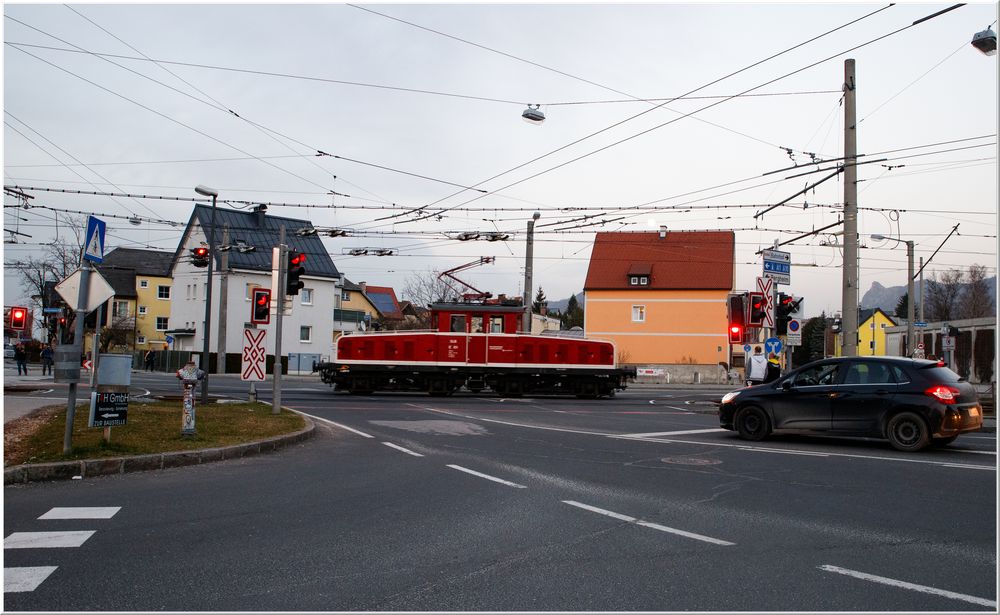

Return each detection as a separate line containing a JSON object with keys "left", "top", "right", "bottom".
{"left": 4, "top": 415, "right": 315, "bottom": 485}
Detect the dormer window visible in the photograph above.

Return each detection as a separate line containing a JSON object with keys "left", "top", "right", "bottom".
{"left": 627, "top": 264, "right": 652, "bottom": 287}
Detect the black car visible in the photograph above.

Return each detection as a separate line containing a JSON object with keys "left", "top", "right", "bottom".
{"left": 719, "top": 356, "right": 983, "bottom": 451}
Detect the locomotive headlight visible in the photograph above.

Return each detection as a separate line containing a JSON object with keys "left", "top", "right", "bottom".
{"left": 721, "top": 391, "right": 741, "bottom": 405}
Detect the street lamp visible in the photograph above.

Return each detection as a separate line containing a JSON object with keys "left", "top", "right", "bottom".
{"left": 872, "top": 234, "right": 915, "bottom": 356}
{"left": 195, "top": 184, "right": 218, "bottom": 403}
{"left": 523, "top": 211, "right": 540, "bottom": 333}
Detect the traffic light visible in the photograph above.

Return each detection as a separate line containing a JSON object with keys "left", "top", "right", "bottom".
{"left": 748, "top": 292, "right": 766, "bottom": 326}
{"left": 728, "top": 294, "right": 746, "bottom": 344}
{"left": 190, "top": 246, "right": 210, "bottom": 268}
{"left": 776, "top": 293, "right": 803, "bottom": 335}
{"left": 9, "top": 306, "right": 27, "bottom": 330}
{"left": 251, "top": 288, "right": 271, "bottom": 324}
{"left": 286, "top": 250, "right": 306, "bottom": 296}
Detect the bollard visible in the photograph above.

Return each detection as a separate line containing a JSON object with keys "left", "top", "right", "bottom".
{"left": 176, "top": 360, "right": 206, "bottom": 437}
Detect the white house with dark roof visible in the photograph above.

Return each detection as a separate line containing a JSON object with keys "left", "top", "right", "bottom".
{"left": 168, "top": 204, "right": 341, "bottom": 373}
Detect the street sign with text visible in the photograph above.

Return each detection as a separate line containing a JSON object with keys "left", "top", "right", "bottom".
{"left": 762, "top": 249, "right": 791, "bottom": 285}
{"left": 88, "top": 391, "right": 128, "bottom": 427}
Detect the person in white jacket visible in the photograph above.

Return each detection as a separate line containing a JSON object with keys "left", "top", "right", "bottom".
{"left": 747, "top": 346, "right": 768, "bottom": 386}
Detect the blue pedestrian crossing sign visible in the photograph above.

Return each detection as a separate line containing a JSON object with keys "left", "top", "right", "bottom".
{"left": 83, "top": 216, "right": 106, "bottom": 263}
{"left": 764, "top": 337, "right": 783, "bottom": 355}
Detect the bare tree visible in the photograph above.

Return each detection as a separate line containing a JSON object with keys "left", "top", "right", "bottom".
{"left": 98, "top": 313, "right": 136, "bottom": 353}
{"left": 925, "top": 269, "right": 964, "bottom": 322}
{"left": 400, "top": 269, "right": 455, "bottom": 307}
{"left": 960, "top": 264, "right": 994, "bottom": 319}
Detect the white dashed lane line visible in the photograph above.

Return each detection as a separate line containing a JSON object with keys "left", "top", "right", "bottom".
{"left": 819, "top": 564, "right": 997, "bottom": 608}
{"left": 38, "top": 507, "right": 120, "bottom": 520}
{"left": 4, "top": 531, "right": 96, "bottom": 549}
{"left": 446, "top": 464, "right": 526, "bottom": 488}
{"left": 382, "top": 442, "right": 424, "bottom": 457}
{"left": 619, "top": 429, "right": 727, "bottom": 438}
{"left": 4, "top": 567, "right": 58, "bottom": 593}
{"left": 562, "top": 500, "right": 735, "bottom": 546}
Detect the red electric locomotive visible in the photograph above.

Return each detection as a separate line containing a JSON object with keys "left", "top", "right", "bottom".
{"left": 314, "top": 300, "right": 635, "bottom": 397}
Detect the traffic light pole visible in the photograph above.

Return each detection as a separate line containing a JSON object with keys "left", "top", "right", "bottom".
{"left": 272, "top": 227, "right": 286, "bottom": 415}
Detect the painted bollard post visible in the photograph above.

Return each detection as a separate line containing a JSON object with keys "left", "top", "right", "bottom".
{"left": 176, "top": 360, "right": 206, "bottom": 436}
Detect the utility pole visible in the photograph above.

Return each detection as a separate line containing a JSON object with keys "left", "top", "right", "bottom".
{"left": 841, "top": 58, "right": 859, "bottom": 357}
{"left": 272, "top": 226, "right": 286, "bottom": 415}
{"left": 522, "top": 211, "right": 540, "bottom": 333}
{"left": 217, "top": 224, "right": 229, "bottom": 375}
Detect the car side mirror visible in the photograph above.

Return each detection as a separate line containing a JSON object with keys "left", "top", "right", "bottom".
{"left": 781, "top": 380, "right": 793, "bottom": 391}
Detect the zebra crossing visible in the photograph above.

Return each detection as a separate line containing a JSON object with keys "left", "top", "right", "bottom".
{"left": 4, "top": 506, "right": 120, "bottom": 593}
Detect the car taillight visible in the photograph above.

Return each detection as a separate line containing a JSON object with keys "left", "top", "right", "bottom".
{"left": 925, "top": 385, "right": 960, "bottom": 404}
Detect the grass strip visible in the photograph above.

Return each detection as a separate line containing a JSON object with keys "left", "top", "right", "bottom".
{"left": 5, "top": 400, "right": 304, "bottom": 466}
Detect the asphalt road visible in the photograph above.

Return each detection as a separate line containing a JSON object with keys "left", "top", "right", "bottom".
{"left": 3, "top": 373, "right": 997, "bottom": 611}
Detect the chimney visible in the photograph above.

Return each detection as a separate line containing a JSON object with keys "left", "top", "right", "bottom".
{"left": 254, "top": 204, "right": 268, "bottom": 228}
{"left": 359, "top": 281, "right": 367, "bottom": 294}
{"left": 659, "top": 225, "right": 667, "bottom": 239}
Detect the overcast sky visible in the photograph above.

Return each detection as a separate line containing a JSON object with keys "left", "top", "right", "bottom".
{"left": 3, "top": 2, "right": 997, "bottom": 318}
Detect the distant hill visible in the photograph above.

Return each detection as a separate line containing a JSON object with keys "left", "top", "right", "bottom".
{"left": 860, "top": 276, "right": 996, "bottom": 314}
{"left": 546, "top": 292, "right": 584, "bottom": 314}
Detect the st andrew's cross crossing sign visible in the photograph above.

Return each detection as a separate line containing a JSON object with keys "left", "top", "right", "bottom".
{"left": 241, "top": 329, "right": 267, "bottom": 382}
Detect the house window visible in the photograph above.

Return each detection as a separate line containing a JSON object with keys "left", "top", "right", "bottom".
{"left": 157, "top": 285, "right": 170, "bottom": 299}
{"left": 640, "top": 276, "right": 648, "bottom": 285}
{"left": 880, "top": 323, "right": 886, "bottom": 329}
{"left": 300, "top": 326, "right": 312, "bottom": 342}
{"left": 246, "top": 283, "right": 259, "bottom": 300}
{"left": 112, "top": 301, "right": 129, "bottom": 318}
{"left": 138, "top": 305, "right": 147, "bottom": 315}
{"left": 139, "top": 280, "right": 148, "bottom": 289}
{"left": 630, "top": 276, "right": 639, "bottom": 285}
{"left": 301, "top": 289, "right": 313, "bottom": 305}
{"left": 632, "top": 305, "right": 646, "bottom": 322}
{"left": 155, "top": 317, "right": 169, "bottom": 331}
{"left": 137, "top": 335, "right": 146, "bottom": 344}
{"left": 342, "top": 290, "right": 351, "bottom": 302}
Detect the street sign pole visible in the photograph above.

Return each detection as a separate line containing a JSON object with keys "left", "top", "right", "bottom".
{"left": 64, "top": 260, "right": 92, "bottom": 454}
{"left": 272, "top": 226, "right": 286, "bottom": 415}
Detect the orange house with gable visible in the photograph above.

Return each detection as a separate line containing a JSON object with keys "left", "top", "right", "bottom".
{"left": 583, "top": 230, "right": 735, "bottom": 373}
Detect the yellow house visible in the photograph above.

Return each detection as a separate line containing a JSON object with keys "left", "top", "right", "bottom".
{"left": 334, "top": 279, "right": 381, "bottom": 341}
{"left": 99, "top": 248, "right": 174, "bottom": 353}
{"left": 837, "top": 308, "right": 897, "bottom": 357}
{"left": 583, "top": 230, "right": 735, "bottom": 367}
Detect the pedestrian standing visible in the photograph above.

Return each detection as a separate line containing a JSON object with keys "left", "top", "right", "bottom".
{"left": 144, "top": 349, "right": 156, "bottom": 372}
{"left": 40, "top": 344, "right": 54, "bottom": 376}
{"left": 14, "top": 343, "right": 28, "bottom": 375}
{"left": 747, "top": 346, "right": 767, "bottom": 386}
{"left": 764, "top": 354, "right": 781, "bottom": 383}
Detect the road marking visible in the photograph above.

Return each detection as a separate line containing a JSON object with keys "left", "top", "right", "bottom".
{"left": 4, "top": 531, "right": 95, "bottom": 549}
{"left": 619, "top": 429, "right": 727, "bottom": 438}
{"left": 562, "top": 500, "right": 734, "bottom": 546}
{"left": 295, "top": 411, "right": 373, "bottom": 438}
{"left": 446, "top": 464, "right": 526, "bottom": 488}
{"left": 382, "top": 442, "right": 423, "bottom": 457}
{"left": 409, "top": 406, "right": 996, "bottom": 472}
{"left": 39, "top": 507, "right": 120, "bottom": 520}
{"left": 819, "top": 564, "right": 997, "bottom": 608}
{"left": 4, "top": 566, "right": 58, "bottom": 592}
{"left": 740, "top": 447, "right": 830, "bottom": 457}
{"left": 953, "top": 449, "right": 996, "bottom": 456}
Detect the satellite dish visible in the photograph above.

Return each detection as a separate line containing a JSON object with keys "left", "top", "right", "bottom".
{"left": 522, "top": 104, "right": 545, "bottom": 124}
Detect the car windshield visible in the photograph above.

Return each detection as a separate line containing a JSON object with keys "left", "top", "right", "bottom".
{"left": 921, "top": 365, "right": 962, "bottom": 382}
{"left": 792, "top": 363, "right": 841, "bottom": 386}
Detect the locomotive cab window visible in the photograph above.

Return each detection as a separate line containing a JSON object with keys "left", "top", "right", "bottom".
{"left": 450, "top": 315, "right": 466, "bottom": 332}
{"left": 490, "top": 316, "right": 504, "bottom": 333}
{"left": 471, "top": 316, "right": 484, "bottom": 333}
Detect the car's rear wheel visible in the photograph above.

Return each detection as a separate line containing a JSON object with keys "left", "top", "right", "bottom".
{"left": 736, "top": 406, "right": 771, "bottom": 441}
{"left": 886, "top": 412, "right": 929, "bottom": 452}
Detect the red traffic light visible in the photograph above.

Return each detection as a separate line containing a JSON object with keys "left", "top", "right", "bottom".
{"left": 290, "top": 252, "right": 306, "bottom": 266}
{"left": 193, "top": 247, "right": 208, "bottom": 257}
{"left": 729, "top": 325, "right": 743, "bottom": 344}
{"left": 9, "top": 306, "right": 28, "bottom": 330}
{"left": 251, "top": 288, "right": 271, "bottom": 324}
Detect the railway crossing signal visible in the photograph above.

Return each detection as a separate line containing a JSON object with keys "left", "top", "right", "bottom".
{"left": 251, "top": 288, "right": 271, "bottom": 324}
{"left": 286, "top": 250, "right": 306, "bottom": 296}
{"left": 728, "top": 294, "right": 746, "bottom": 344}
